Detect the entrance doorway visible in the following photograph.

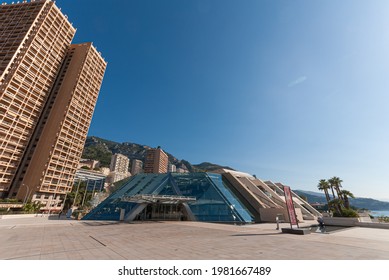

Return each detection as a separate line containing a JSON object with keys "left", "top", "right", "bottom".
{"left": 137, "top": 203, "right": 187, "bottom": 221}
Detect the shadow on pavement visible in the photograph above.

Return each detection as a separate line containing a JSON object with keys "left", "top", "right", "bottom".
{"left": 80, "top": 221, "right": 121, "bottom": 226}
{"left": 231, "top": 233, "right": 282, "bottom": 236}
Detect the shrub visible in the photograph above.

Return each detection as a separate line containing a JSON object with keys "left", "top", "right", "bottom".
{"left": 378, "top": 216, "right": 389, "bottom": 223}
{"left": 0, "top": 198, "right": 20, "bottom": 203}
{"left": 333, "top": 208, "right": 359, "bottom": 217}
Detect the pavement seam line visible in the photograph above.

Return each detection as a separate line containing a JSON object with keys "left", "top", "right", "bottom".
{"left": 89, "top": 235, "right": 107, "bottom": 246}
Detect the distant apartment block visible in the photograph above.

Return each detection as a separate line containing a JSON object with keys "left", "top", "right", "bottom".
{"left": 107, "top": 171, "right": 130, "bottom": 184}
{"left": 176, "top": 167, "right": 189, "bottom": 174}
{"left": 108, "top": 154, "right": 130, "bottom": 183}
{"left": 144, "top": 147, "right": 168, "bottom": 174}
{"left": 0, "top": 0, "right": 106, "bottom": 211}
{"left": 168, "top": 163, "right": 176, "bottom": 173}
{"left": 131, "top": 159, "right": 143, "bottom": 175}
{"left": 110, "top": 153, "right": 129, "bottom": 173}
{"left": 100, "top": 167, "right": 110, "bottom": 176}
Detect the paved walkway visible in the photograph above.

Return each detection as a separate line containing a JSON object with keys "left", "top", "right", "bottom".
{"left": 1, "top": 217, "right": 389, "bottom": 260}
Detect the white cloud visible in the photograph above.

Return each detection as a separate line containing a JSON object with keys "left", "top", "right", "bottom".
{"left": 288, "top": 76, "right": 307, "bottom": 87}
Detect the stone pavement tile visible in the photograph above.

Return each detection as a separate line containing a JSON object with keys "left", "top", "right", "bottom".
{"left": 1, "top": 219, "right": 389, "bottom": 260}
{"left": 47, "top": 252, "right": 69, "bottom": 260}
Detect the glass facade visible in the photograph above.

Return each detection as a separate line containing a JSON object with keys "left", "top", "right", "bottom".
{"left": 83, "top": 173, "right": 255, "bottom": 223}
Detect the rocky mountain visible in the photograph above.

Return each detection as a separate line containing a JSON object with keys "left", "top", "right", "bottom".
{"left": 82, "top": 136, "right": 234, "bottom": 172}
{"left": 294, "top": 190, "right": 389, "bottom": 210}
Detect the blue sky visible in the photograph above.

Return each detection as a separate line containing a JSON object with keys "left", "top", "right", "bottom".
{"left": 55, "top": 0, "right": 389, "bottom": 201}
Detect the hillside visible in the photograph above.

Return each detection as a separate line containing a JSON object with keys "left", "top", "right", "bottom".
{"left": 82, "top": 136, "right": 234, "bottom": 172}
{"left": 294, "top": 190, "right": 389, "bottom": 211}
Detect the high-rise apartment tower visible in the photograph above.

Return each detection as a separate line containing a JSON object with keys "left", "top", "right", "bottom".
{"left": 0, "top": 0, "right": 106, "bottom": 211}
{"left": 144, "top": 148, "right": 168, "bottom": 174}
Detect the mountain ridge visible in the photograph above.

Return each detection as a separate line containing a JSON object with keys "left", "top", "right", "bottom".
{"left": 294, "top": 190, "right": 389, "bottom": 210}
{"left": 82, "top": 136, "right": 234, "bottom": 173}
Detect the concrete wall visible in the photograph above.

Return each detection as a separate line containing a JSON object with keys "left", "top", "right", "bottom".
{"left": 323, "top": 216, "right": 389, "bottom": 229}
{"left": 356, "top": 222, "right": 389, "bottom": 229}
{"left": 259, "top": 207, "right": 303, "bottom": 223}
{"left": 0, "top": 214, "right": 55, "bottom": 219}
{"left": 222, "top": 172, "right": 263, "bottom": 222}
{"left": 323, "top": 217, "right": 360, "bottom": 226}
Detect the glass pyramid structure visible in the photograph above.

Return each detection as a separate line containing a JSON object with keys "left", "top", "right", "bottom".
{"left": 83, "top": 173, "right": 254, "bottom": 223}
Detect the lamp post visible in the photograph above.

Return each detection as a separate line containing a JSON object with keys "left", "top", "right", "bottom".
{"left": 81, "top": 179, "right": 90, "bottom": 207}
{"left": 72, "top": 178, "right": 82, "bottom": 209}
{"left": 90, "top": 180, "right": 98, "bottom": 208}
{"left": 47, "top": 192, "right": 56, "bottom": 216}
{"left": 91, "top": 180, "right": 97, "bottom": 197}
{"left": 62, "top": 191, "right": 68, "bottom": 211}
{"left": 22, "top": 184, "right": 30, "bottom": 205}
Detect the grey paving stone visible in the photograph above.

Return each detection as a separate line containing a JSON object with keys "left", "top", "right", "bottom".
{"left": 1, "top": 218, "right": 389, "bottom": 259}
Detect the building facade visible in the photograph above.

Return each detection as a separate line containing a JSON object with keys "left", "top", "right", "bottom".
{"left": 143, "top": 147, "right": 168, "bottom": 174}
{"left": 130, "top": 159, "right": 143, "bottom": 175}
{"left": 75, "top": 169, "right": 106, "bottom": 193}
{"left": 108, "top": 154, "right": 130, "bottom": 184}
{"left": 107, "top": 171, "right": 130, "bottom": 184}
{"left": 0, "top": 1, "right": 106, "bottom": 211}
{"left": 83, "top": 171, "right": 321, "bottom": 223}
{"left": 168, "top": 163, "right": 176, "bottom": 173}
{"left": 176, "top": 167, "right": 189, "bottom": 173}
{"left": 0, "top": 0, "right": 75, "bottom": 195}
{"left": 110, "top": 153, "right": 129, "bottom": 174}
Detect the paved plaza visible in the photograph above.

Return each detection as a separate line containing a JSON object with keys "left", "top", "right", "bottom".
{"left": 1, "top": 216, "right": 389, "bottom": 260}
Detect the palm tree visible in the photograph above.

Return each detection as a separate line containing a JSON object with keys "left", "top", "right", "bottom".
{"left": 327, "top": 177, "right": 337, "bottom": 200}
{"left": 339, "top": 189, "right": 354, "bottom": 209}
{"left": 317, "top": 179, "right": 331, "bottom": 205}
{"left": 329, "top": 176, "right": 343, "bottom": 199}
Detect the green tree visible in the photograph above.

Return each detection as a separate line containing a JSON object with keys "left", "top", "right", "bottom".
{"left": 334, "top": 207, "right": 359, "bottom": 218}
{"left": 22, "top": 201, "right": 43, "bottom": 213}
{"left": 318, "top": 177, "right": 357, "bottom": 217}
{"left": 328, "top": 198, "right": 343, "bottom": 216}
{"left": 64, "top": 191, "right": 80, "bottom": 210}
{"left": 339, "top": 189, "right": 354, "bottom": 209}
{"left": 64, "top": 181, "right": 90, "bottom": 209}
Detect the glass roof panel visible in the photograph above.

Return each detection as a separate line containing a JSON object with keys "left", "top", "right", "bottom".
{"left": 84, "top": 173, "right": 254, "bottom": 223}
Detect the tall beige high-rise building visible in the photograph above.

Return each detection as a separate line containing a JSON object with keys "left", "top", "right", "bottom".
{"left": 0, "top": 0, "right": 75, "bottom": 195}
{"left": 0, "top": 1, "right": 106, "bottom": 211}
{"left": 13, "top": 43, "right": 106, "bottom": 210}
{"left": 144, "top": 148, "right": 168, "bottom": 174}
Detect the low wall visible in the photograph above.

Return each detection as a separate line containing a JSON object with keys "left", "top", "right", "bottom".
{"left": 356, "top": 222, "right": 389, "bottom": 230}
{"left": 0, "top": 214, "right": 55, "bottom": 220}
{"left": 259, "top": 208, "right": 288, "bottom": 222}
{"left": 259, "top": 207, "right": 303, "bottom": 223}
{"left": 323, "top": 217, "right": 360, "bottom": 226}
{"left": 322, "top": 217, "right": 389, "bottom": 229}
{"left": 0, "top": 203, "right": 23, "bottom": 208}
